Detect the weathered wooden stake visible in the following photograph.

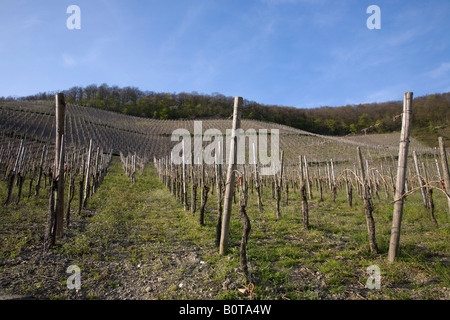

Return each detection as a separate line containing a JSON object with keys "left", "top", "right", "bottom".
{"left": 253, "top": 143, "right": 263, "bottom": 213}
{"left": 304, "top": 156, "right": 313, "bottom": 199}
{"left": 422, "top": 162, "right": 437, "bottom": 226}
{"left": 78, "top": 156, "right": 85, "bottom": 215}
{"left": 345, "top": 170, "right": 353, "bottom": 207}
{"left": 4, "top": 140, "right": 23, "bottom": 205}
{"left": 239, "top": 205, "right": 252, "bottom": 284}
{"left": 358, "top": 146, "right": 378, "bottom": 254}
{"left": 413, "top": 151, "right": 428, "bottom": 208}
{"left": 220, "top": 97, "right": 242, "bottom": 255}
{"left": 215, "top": 145, "right": 223, "bottom": 247}
{"left": 438, "top": 137, "right": 450, "bottom": 217}
{"left": 299, "top": 156, "right": 309, "bottom": 229}
{"left": 199, "top": 149, "right": 209, "bottom": 225}
{"left": 35, "top": 144, "right": 47, "bottom": 196}
{"left": 182, "top": 140, "right": 188, "bottom": 211}
{"left": 388, "top": 92, "right": 413, "bottom": 263}
{"left": 55, "top": 94, "right": 65, "bottom": 238}
{"left": 274, "top": 150, "right": 284, "bottom": 219}
{"left": 191, "top": 150, "right": 197, "bottom": 215}
{"left": 83, "top": 139, "right": 93, "bottom": 210}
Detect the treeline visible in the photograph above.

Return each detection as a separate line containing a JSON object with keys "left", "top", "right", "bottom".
{"left": 9, "top": 84, "right": 450, "bottom": 137}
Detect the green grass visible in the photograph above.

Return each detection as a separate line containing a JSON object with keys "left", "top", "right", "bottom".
{"left": 0, "top": 157, "right": 449, "bottom": 300}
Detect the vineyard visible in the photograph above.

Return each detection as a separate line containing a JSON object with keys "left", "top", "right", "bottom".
{"left": 0, "top": 95, "right": 449, "bottom": 300}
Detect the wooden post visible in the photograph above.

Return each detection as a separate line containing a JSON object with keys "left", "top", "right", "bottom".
{"left": 299, "top": 156, "right": 309, "bottom": 229}
{"left": 345, "top": 169, "right": 353, "bottom": 207}
{"left": 35, "top": 145, "right": 47, "bottom": 196}
{"left": 78, "top": 156, "right": 85, "bottom": 215}
{"left": 15, "top": 146, "right": 27, "bottom": 204}
{"left": 55, "top": 94, "right": 65, "bottom": 238}
{"left": 330, "top": 158, "right": 337, "bottom": 202}
{"left": 199, "top": 149, "right": 209, "bottom": 225}
{"left": 65, "top": 152, "right": 76, "bottom": 228}
{"left": 4, "top": 140, "right": 23, "bottom": 206}
{"left": 191, "top": 150, "right": 197, "bottom": 215}
{"left": 219, "top": 97, "right": 242, "bottom": 255}
{"left": 438, "top": 137, "right": 450, "bottom": 216}
{"left": 93, "top": 147, "right": 100, "bottom": 191}
{"left": 388, "top": 92, "right": 413, "bottom": 263}
{"left": 170, "top": 155, "right": 174, "bottom": 195}
{"left": 83, "top": 139, "right": 93, "bottom": 210}
{"left": 215, "top": 145, "right": 223, "bottom": 247}
{"left": 304, "top": 156, "right": 312, "bottom": 200}
{"left": 274, "top": 150, "right": 284, "bottom": 219}
{"left": 253, "top": 143, "right": 263, "bottom": 212}
{"left": 358, "top": 146, "right": 378, "bottom": 254}
{"left": 413, "top": 151, "right": 428, "bottom": 208}
{"left": 239, "top": 205, "right": 252, "bottom": 284}
{"left": 422, "top": 162, "right": 437, "bottom": 225}
{"left": 182, "top": 140, "right": 188, "bottom": 211}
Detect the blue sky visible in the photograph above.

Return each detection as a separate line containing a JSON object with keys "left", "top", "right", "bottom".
{"left": 1, "top": 0, "right": 449, "bottom": 108}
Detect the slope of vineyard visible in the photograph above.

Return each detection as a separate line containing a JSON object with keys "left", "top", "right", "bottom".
{"left": 1, "top": 157, "right": 449, "bottom": 300}
{"left": 0, "top": 98, "right": 449, "bottom": 302}
{"left": 0, "top": 100, "right": 433, "bottom": 165}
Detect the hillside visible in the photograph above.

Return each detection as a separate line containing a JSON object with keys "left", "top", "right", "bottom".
{"left": 0, "top": 100, "right": 433, "bottom": 164}
{"left": 1, "top": 99, "right": 449, "bottom": 303}
{"left": 10, "top": 86, "right": 450, "bottom": 148}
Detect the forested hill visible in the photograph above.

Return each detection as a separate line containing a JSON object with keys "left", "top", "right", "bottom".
{"left": 6, "top": 84, "right": 450, "bottom": 143}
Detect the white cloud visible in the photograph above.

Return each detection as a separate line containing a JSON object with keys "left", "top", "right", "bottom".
{"left": 61, "top": 37, "right": 113, "bottom": 68}
{"left": 427, "top": 62, "right": 450, "bottom": 79}
{"left": 365, "top": 84, "right": 407, "bottom": 103}
{"left": 62, "top": 53, "right": 77, "bottom": 67}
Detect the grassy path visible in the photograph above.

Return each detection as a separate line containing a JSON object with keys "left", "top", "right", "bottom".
{"left": 0, "top": 157, "right": 449, "bottom": 300}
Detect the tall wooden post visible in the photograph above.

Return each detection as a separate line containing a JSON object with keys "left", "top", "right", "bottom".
{"left": 357, "top": 146, "right": 378, "bottom": 254}
{"left": 83, "top": 139, "right": 93, "bottom": 209}
{"left": 274, "top": 150, "right": 284, "bottom": 219}
{"left": 438, "top": 137, "right": 450, "bottom": 216}
{"left": 215, "top": 145, "right": 223, "bottom": 246}
{"left": 330, "top": 158, "right": 336, "bottom": 202}
{"left": 220, "top": 97, "right": 242, "bottom": 255}
{"left": 413, "top": 151, "right": 428, "bottom": 208}
{"left": 78, "top": 156, "right": 85, "bottom": 215}
{"left": 304, "top": 156, "right": 312, "bottom": 200}
{"left": 191, "top": 149, "right": 197, "bottom": 215}
{"left": 388, "top": 92, "right": 413, "bottom": 263}
{"left": 35, "top": 144, "right": 47, "bottom": 196}
{"left": 299, "top": 156, "right": 309, "bottom": 229}
{"left": 199, "top": 148, "right": 209, "bottom": 225}
{"left": 253, "top": 143, "right": 263, "bottom": 212}
{"left": 182, "top": 140, "right": 188, "bottom": 211}
{"left": 55, "top": 94, "right": 65, "bottom": 238}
